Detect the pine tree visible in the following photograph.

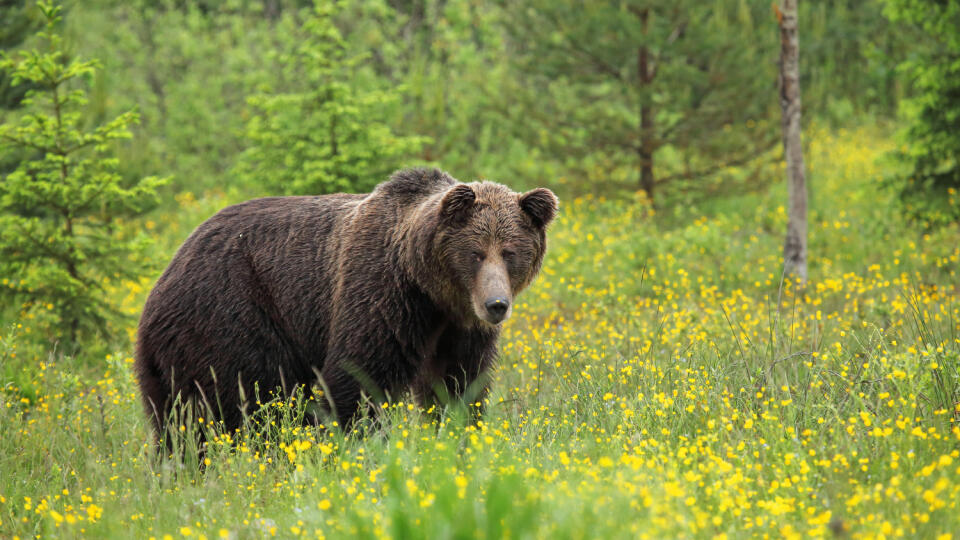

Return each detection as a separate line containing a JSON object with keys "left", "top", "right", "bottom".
{"left": 236, "top": 2, "right": 424, "bottom": 196}
{"left": 499, "top": 0, "right": 778, "bottom": 204}
{"left": 0, "top": 2, "right": 166, "bottom": 347}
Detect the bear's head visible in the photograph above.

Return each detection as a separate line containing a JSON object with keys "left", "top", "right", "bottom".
{"left": 431, "top": 181, "right": 558, "bottom": 326}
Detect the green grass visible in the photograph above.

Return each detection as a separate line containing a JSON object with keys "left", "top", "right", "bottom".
{"left": 1, "top": 125, "right": 959, "bottom": 539}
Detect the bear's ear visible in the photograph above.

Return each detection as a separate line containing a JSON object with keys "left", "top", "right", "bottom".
{"left": 440, "top": 184, "right": 476, "bottom": 222}
{"left": 519, "top": 188, "right": 558, "bottom": 228}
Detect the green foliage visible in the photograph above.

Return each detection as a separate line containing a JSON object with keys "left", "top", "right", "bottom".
{"left": 235, "top": 2, "right": 425, "bottom": 196}
{"left": 0, "top": 2, "right": 166, "bottom": 347}
{"left": 341, "top": 0, "right": 541, "bottom": 186}
{"left": 800, "top": 0, "right": 911, "bottom": 120}
{"left": 40, "top": 0, "right": 918, "bottom": 202}
{"left": 497, "top": 0, "right": 779, "bottom": 203}
{"left": 883, "top": 0, "right": 960, "bottom": 227}
{"left": 63, "top": 0, "right": 283, "bottom": 196}
{"left": 0, "top": 0, "right": 40, "bottom": 112}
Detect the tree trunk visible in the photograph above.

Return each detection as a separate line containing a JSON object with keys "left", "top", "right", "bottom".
{"left": 778, "top": 0, "right": 807, "bottom": 283}
{"left": 638, "top": 8, "right": 655, "bottom": 202}
{"left": 263, "top": 0, "right": 280, "bottom": 21}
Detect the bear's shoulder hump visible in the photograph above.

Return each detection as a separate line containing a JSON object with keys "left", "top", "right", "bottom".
{"left": 375, "top": 168, "right": 457, "bottom": 200}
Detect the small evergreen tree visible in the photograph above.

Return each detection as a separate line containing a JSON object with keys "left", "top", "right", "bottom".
{"left": 236, "top": 2, "right": 424, "bottom": 196}
{"left": 0, "top": 2, "right": 166, "bottom": 347}
{"left": 885, "top": 0, "right": 960, "bottom": 227}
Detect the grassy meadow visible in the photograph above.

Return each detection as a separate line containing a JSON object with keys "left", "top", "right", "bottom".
{"left": 1, "top": 124, "right": 960, "bottom": 539}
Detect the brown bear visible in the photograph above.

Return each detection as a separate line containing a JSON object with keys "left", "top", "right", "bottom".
{"left": 135, "top": 168, "right": 557, "bottom": 437}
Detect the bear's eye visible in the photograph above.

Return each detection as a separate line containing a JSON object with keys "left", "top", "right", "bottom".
{"left": 472, "top": 251, "right": 486, "bottom": 263}
{"left": 501, "top": 249, "right": 515, "bottom": 260}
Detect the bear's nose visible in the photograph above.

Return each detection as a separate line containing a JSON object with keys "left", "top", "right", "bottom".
{"left": 484, "top": 298, "right": 510, "bottom": 322}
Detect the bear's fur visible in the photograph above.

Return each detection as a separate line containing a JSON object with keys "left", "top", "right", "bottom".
{"left": 135, "top": 168, "right": 557, "bottom": 437}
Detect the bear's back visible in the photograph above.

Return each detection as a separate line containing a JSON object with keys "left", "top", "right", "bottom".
{"left": 372, "top": 168, "right": 457, "bottom": 203}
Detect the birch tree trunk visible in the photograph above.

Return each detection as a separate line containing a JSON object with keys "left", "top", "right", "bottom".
{"left": 778, "top": 0, "right": 808, "bottom": 283}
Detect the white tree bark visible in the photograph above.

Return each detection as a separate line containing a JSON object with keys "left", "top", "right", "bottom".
{"left": 778, "top": 0, "right": 807, "bottom": 284}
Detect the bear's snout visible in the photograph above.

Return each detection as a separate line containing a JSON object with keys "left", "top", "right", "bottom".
{"left": 473, "top": 257, "right": 513, "bottom": 325}
{"left": 484, "top": 297, "right": 510, "bottom": 323}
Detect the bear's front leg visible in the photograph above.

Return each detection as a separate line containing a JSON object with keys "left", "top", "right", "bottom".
{"left": 316, "top": 362, "right": 366, "bottom": 429}
{"left": 414, "top": 325, "right": 499, "bottom": 422}
{"left": 318, "top": 334, "right": 414, "bottom": 430}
